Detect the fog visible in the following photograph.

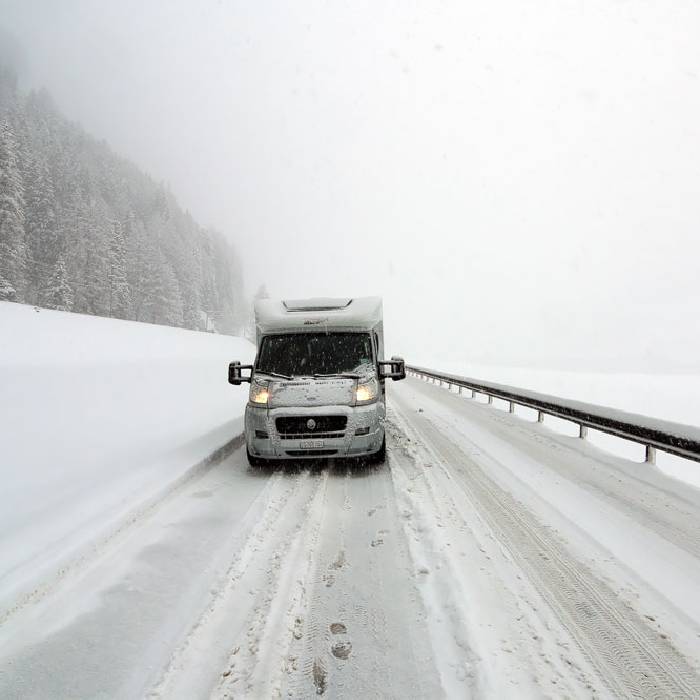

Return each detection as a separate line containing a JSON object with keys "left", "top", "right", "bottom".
{"left": 2, "top": 0, "right": 699, "bottom": 370}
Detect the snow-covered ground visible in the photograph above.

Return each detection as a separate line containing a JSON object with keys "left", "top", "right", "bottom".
{"left": 2, "top": 305, "right": 700, "bottom": 698}
{"left": 388, "top": 379, "right": 700, "bottom": 698}
{"left": 0, "top": 302, "right": 253, "bottom": 619}
{"left": 1, "top": 372, "right": 699, "bottom": 698}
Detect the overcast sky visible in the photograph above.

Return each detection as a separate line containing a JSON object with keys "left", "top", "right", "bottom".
{"left": 1, "top": 0, "right": 699, "bottom": 370}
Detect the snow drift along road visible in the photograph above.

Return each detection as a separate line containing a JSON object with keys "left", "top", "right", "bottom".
{"left": 430, "top": 360, "right": 700, "bottom": 487}
{"left": 0, "top": 302, "right": 253, "bottom": 619}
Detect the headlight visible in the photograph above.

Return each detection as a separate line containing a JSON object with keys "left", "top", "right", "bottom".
{"left": 354, "top": 378, "right": 378, "bottom": 405}
{"left": 249, "top": 380, "right": 270, "bottom": 405}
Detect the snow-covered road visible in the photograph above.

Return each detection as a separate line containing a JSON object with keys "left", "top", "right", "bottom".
{"left": 2, "top": 376, "right": 700, "bottom": 699}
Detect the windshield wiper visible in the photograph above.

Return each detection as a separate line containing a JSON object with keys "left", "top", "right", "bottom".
{"left": 256, "top": 370, "right": 293, "bottom": 380}
{"left": 313, "top": 372, "right": 361, "bottom": 379}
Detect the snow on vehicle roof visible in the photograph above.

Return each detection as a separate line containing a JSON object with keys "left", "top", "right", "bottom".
{"left": 255, "top": 296, "right": 383, "bottom": 333}
{"left": 283, "top": 298, "right": 352, "bottom": 312}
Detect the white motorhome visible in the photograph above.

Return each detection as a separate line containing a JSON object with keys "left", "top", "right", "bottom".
{"left": 228, "top": 297, "right": 405, "bottom": 466}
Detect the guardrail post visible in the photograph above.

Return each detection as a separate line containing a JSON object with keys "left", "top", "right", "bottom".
{"left": 458, "top": 386, "right": 462, "bottom": 395}
{"left": 509, "top": 401, "right": 515, "bottom": 413}
{"left": 537, "top": 410, "right": 544, "bottom": 423}
{"left": 579, "top": 425, "right": 588, "bottom": 439}
{"left": 645, "top": 445, "right": 657, "bottom": 465}
{"left": 487, "top": 395, "right": 493, "bottom": 405}
{"left": 471, "top": 389, "right": 476, "bottom": 399}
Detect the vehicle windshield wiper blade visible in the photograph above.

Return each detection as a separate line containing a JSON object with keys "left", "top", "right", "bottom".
{"left": 313, "top": 372, "right": 361, "bottom": 379}
{"left": 257, "top": 370, "right": 293, "bottom": 380}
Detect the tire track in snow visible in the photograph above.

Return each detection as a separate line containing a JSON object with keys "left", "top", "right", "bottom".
{"left": 214, "top": 469, "right": 328, "bottom": 698}
{"left": 411, "top": 377, "right": 700, "bottom": 559}
{"left": 392, "top": 392, "right": 700, "bottom": 699}
{"left": 385, "top": 429, "right": 482, "bottom": 698}
{"left": 151, "top": 467, "right": 326, "bottom": 699}
{"left": 384, "top": 412, "right": 597, "bottom": 698}
{"left": 288, "top": 468, "right": 341, "bottom": 699}
{"left": 498, "top": 415, "right": 700, "bottom": 559}
{"left": 282, "top": 462, "right": 443, "bottom": 699}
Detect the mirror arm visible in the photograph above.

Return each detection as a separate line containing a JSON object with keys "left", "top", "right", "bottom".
{"left": 228, "top": 361, "right": 253, "bottom": 385}
{"left": 378, "top": 357, "right": 406, "bottom": 381}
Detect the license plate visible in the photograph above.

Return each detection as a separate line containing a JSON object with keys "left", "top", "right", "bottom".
{"left": 300, "top": 439, "right": 324, "bottom": 449}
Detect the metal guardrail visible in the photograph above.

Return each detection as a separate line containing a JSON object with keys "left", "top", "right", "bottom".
{"left": 406, "top": 365, "right": 700, "bottom": 465}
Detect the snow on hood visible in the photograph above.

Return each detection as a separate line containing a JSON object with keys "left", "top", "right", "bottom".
{"left": 268, "top": 377, "right": 356, "bottom": 408}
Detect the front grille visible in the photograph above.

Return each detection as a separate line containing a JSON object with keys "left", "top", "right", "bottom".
{"left": 286, "top": 449, "right": 338, "bottom": 457}
{"left": 279, "top": 432, "right": 342, "bottom": 440}
{"left": 276, "top": 415, "right": 347, "bottom": 438}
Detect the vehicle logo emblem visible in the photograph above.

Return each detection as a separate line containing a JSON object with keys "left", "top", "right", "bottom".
{"left": 307, "top": 419, "right": 316, "bottom": 430}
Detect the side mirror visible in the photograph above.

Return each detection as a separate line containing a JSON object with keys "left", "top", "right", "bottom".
{"left": 228, "top": 361, "right": 253, "bottom": 385}
{"left": 378, "top": 356, "right": 406, "bottom": 381}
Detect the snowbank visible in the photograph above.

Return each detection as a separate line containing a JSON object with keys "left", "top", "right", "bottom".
{"left": 425, "top": 360, "right": 700, "bottom": 487}
{"left": 0, "top": 302, "right": 254, "bottom": 611}
{"left": 426, "top": 362, "right": 700, "bottom": 427}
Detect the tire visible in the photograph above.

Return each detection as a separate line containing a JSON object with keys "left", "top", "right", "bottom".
{"left": 246, "top": 447, "right": 268, "bottom": 468}
{"left": 368, "top": 436, "right": 386, "bottom": 465}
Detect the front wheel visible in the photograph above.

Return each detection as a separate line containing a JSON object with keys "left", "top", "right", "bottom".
{"left": 247, "top": 447, "right": 268, "bottom": 468}
{"left": 368, "top": 436, "right": 386, "bottom": 465}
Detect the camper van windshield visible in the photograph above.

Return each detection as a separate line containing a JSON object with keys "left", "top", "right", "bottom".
{"left": 257, "top": 333, "right": 374, "bottom": 377}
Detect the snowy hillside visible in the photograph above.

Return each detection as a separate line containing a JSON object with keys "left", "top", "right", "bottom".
{"left": 0, "top": 301, "right": 253, "bottom": 614}
{"left": 0, "top": 70, "right": 245, "bottom": 332}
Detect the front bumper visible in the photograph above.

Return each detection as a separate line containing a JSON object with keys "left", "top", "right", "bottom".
{"left": 245, "top": 403, "right": 384, "bottom": 459}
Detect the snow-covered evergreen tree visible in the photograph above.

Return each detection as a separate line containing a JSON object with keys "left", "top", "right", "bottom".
{"left": 0, "top": 68, "right": 246, "bottom": 331}
{"left": 23, "top": 152, "right": 57, "bottom": 300}
{"left": 156, "top": 255, "right": 184, "bottom": 327}
{"left": 245, "top": 283, "right": 270, "bottom": 339}
{"left": 108, "top": 220, "right": 131, "bottom": 318}
{"left": 38, "top": 255, "right": 73, "bottom": 311}
{"left": 60, "top": 185, "right": 89, "bottom": 310}
{"left": 254, "top": 283, "right": 270, "bottom": 301}
{"left": 81, "top": 204, "right": 110, "bottom": 315}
